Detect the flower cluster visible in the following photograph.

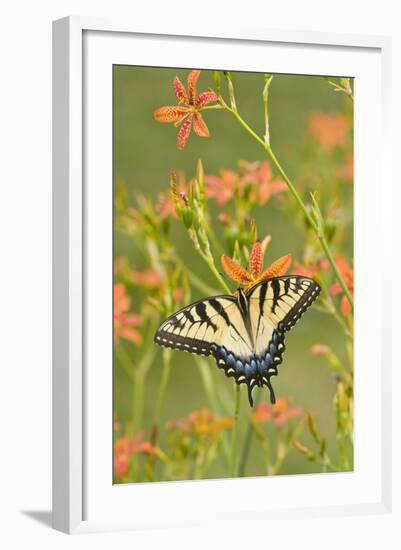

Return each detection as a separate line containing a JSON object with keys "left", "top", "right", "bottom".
{"left": 113, "top": 283, "right": 142, "bottom": 345}
{"left": 114, "top": 432, "right": 158, "bottom": 479}
{"left": 167, "top": 409, "right": 233, "bottom": 438}
{"left": 205, "top": 160, "right": 287, "bottom": 207}
{"left": 252, "top": 398, "right": 304, "bottom": 427}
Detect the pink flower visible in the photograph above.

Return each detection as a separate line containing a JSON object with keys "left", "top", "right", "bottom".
{"left": 329, "top": 257, "right": 353, "bottom": 317}
{"left": 130, "top": 268, "right": 163, "bottom": 290}
{"left": 205, "top": 170, "right": 238, "bottom": 206}
{"left": 113, "top": 432, "right": 160, "bottom": 478}
{"left": 239, "top": 161, "right": 287, "bottom": 205}
{"left": 252, "top": 399, "right": 303, "bottom": 428}
{"left": 114, "top": 283, "right": 142, "bottom": 345}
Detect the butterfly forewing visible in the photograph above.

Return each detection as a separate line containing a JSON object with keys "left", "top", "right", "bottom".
{"left": 154, "top": 295, "right": 243, "bottom": 356}
{"left": 247, "top": 275, "right": 321, "bottom": 333}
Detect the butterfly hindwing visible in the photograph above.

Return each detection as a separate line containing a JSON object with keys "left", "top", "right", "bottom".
{"left": 154, "top": 275, "right": 321, "bottom": 406}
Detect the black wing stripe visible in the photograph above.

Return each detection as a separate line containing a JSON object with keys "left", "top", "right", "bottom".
{"left": 208, "top": 298, "right": 231, "bottom": 326}
{"left": 258, "top": 280, "right": 268, "bottom": 317}
{"left": 271, "top": 278, "right": 280, "bottom": 314}
{"left": 183, "top": 309, "right": 196, "bottom": 324}
{"left": 195, "top": 301, "right": 218, "bottom": 332}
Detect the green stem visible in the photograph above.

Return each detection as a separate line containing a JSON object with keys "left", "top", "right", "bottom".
{"left": 263, "top": 74, "right": 274, "bottom": 146}
{"left": 205, "top": 223, "right": 225, "bottom": 257}
{"left": 319, "top": 234, "right": 354, "bottom": 308}
{"left": 187, "top": 267, "right": 219, "bottom": 296}
{"left": 194, "top": 356, "right": 231, "bottom": 463}
{"left": 219, "top": 96, "right": 354, "bottom": 310}
{"left": 318, "top": 276, "right": 353, "bottom": 340}
{"left": 115, "top": 341, "right": 134, "bottom": 380}
{"left": 221, "top": 99, "right": 317, "bottom": 232}
{"left": 190, "top": 229, "right": 232, "bottom": 294}
{"left": 132, "top": 347, "right": 156, "bottom": 435}
{"left": 199, "top": 104, "right": 225, "bottom": 111}
{"left": 229, "top": 384, "right": 241, "bottom": 477}
{"left": 153, "top": 348, "right": 172, "bottom": 426}
{"left": 238, "top": 390, "right": 262, "bottom": 477}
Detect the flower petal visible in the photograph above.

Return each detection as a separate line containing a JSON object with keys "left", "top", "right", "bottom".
{"left": 187, "top": 70, "right": 201, "bottom": 102}
{"left": 173, "top": 76, "right": 188, "bottom": 103}
{"left": 154, "top": 106, "right": 190, "bottom": 123}
{"left": 193, "top": 112, "right": 209, "bottom": 137}
{"left": 174, "top": 111, "right": 190, "bottom": 128}
{"left": 249, "top": 241, "right": 263, "bottom": 278}
{"left": 259, "top": 254, "right": 292, "bottom": 281}
{"left": 221, "top": 255, "right": 253, "bottom": 285}
{"left": 177, "top": 116, "right": 193, "bottom": 150}
{"left": 261, "top": 235, "right": 272, "bottom": 255}
{"left": 195, "top": 91, "right": 218, "bottom": 108}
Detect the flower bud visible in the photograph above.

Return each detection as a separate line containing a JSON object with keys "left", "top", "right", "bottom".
{"left": 324, "top": 219, "right": 337, "bottom": 242}
{"left": 182, "top": 206, "right": 194, "bottom": 229}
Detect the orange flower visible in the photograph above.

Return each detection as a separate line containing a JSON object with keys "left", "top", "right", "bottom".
{"left": 114, "top": 283, "right": 142, "bottom": 345}
{"left": 154, "top": 70, "right": 218, "bottom": 150}
{"left": 168, "top": 409, "right": 233, "bottom": 438}
{"left": 114, "top": 432, "right": 144, "bottom": 477}
{"left": 189, "top": 409, "right": 233, "bottom": 437}
{"left": 221, "top": 237, "right": 292, "bottom": 291}
{"left": 205, "top": 161, "right": 287, "bottom": 207}
{"left": 239, "top": 161, "right": 288, "bottom": 205}
{"left": 113, "top": 432, "right": 160, "bottom": 477}
{"left": 252, "top": 398, "right": 303, "bottom": 427}
{"left": 205, "top": 169, "right": 238, "bottom": 206}
{"left": 309, "top": 112, "right": 350, "bottom": 151}
{"left": 293, "top": 259, "right": 329, "bottom": 279}
{"left": 329, "top": 257, "right": 353, "bottom": 316}
{"left": 338, "top": 152, "right": 353, "bottom": 183}
{"left": 131, "top": 267, "right": 163, "bottom": 290}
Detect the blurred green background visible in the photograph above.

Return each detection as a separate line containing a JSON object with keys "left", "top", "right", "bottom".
{"left": 113, "top": 66, "right": 353, "bottom": 479}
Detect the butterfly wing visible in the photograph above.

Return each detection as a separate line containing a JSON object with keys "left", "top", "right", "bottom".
{"left": 154, "top": 295, "right": 251, "bottom": 357}
{"left": 243, "top": 275, "right": 321, "bottom": 404}
{"left": 154, "top": 276, "right": 320, "bottom": 407}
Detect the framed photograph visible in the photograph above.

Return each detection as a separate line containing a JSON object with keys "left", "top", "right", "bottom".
{"left": 52, "top": 17, "right": 392, "bottom": 534}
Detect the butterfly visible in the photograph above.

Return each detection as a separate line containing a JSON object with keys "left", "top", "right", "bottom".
{"left": 154, "top": 275, "right": 320, "bottom": 406}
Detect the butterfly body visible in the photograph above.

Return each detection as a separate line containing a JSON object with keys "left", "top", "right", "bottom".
{"left": 154, "top": 275, "right": 320, "bottom": 406}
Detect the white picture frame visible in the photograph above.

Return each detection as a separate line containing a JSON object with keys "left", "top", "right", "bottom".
{"left": 52, "top": 16, "right": 392, "bottom": 534}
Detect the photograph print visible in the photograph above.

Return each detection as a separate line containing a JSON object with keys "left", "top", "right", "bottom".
{"left": 113, "top": 66, "right": 354, "bottom": 483}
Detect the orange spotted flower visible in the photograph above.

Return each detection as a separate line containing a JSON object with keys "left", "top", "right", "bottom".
{"left": 252, "top": 398, "right": 303, "bottom": 428}
{"left": 154, "top": 70, "right": 218, "bottom": 150}
{"left": 221, "top": 236, "right": 292, "bottom": 292}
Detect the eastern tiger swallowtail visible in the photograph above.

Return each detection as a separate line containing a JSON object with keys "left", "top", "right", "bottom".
{"left": 154, "top": 275, "right": 320, "bottom": 406}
